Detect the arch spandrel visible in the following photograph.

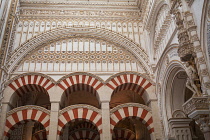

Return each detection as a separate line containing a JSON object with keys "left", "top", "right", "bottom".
{"left": 8, "top": 26, "right": 152, "bottom": 74}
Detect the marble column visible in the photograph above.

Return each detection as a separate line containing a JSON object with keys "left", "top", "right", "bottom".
{"left": 148, "top": 99, "right": 163, "bottom": 140}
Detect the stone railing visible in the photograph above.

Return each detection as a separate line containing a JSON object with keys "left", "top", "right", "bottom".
{"left": 182, "top": 97, "right": 209, "bottom": 115}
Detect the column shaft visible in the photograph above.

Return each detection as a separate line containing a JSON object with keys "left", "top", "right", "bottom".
{"left": 0, "top": 103, "right": 9, "bottom": 140}
{"left": 48, "top": 102, "right": 60, "bottom": 140}
{"left": 101, "top": 102, "right": 111, "bottom": 140}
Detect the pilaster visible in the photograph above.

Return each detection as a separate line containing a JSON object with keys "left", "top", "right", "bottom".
{"left": 0, "top": 103, "right": 10, "bottom": 140}
{"left": 148, "top": 99, "right": 163, "bottom": 140}
{"left": 101, "top": 101, "right": 111, "bottom": 140}
{"left": 48, "top": 101, "right": 60, "bottom": 140}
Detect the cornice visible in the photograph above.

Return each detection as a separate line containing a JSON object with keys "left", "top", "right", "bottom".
{"left": 19, "top": 8, "right": 141, "bottom": 20}
{"left": 19, "top": 16, "right": 142, "bottom": 21}
{"left": 20, "top": 1, "right": 137, "bottom": 6}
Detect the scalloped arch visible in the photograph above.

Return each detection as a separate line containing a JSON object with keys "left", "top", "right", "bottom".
{"left": 7, "top": 26, "right": 152, "bottom": 74}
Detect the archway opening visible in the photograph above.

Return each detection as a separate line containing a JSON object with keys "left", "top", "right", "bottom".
{"left": 165, "top": 67, "right": 204, "bottom": 139}
{"left": 6, "top": 120, "right": 47, "bottom": 140}
{"left": 10, "top": 84, "right": 51, "bottom": 110}
{"left": 60, "top": 84, "right": 100, "bottom": 109}
{"left": 60, "top": 119, "right": 100, "bottom": 140}
{"left": 110, "top": 83, "right": 146, "bottom": 108}
{"left": 113, "top": 117, "right": 151, "bottom": 140}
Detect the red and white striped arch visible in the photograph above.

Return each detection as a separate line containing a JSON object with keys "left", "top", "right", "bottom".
{"left": 58, "top": 75, "right": 103, "bottom": 92}
{"left": 8, "top": 75, "right": 55, "bottom": 96}
{"left": 4, "top": 108, "right": 50, "bottom": 137}
{"left": 106, "top": 74, "right": 153, "bottom": 101}
{"left": 69, "top": 129, "right": 100, "bottom": 140}
{"left": 110, "top": 106, "right": 154, "bottom": 134}
{"left": 58, "top": 107, "right": 102, "bottom": 135}
{"left": 63, "top": 84, "right": 98, "bottom": 97}
{"left": 73, "top": 122, "right": 98, "bottom": 131}
{"left": 32, "top": 130, "right": 47, "bottom": 140}
{"left": 113, "top": 129, "right": 135, "bottom": 140}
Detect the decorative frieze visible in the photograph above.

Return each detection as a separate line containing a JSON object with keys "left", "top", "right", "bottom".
{"left": 20, "top": 9, "right": 141, "bottom": 19}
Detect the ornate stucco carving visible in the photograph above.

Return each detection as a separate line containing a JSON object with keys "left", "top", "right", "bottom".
{"left": 7, "top": 26, "right": 152, "bottom": 75}
{"left": 15, "top": 37, "right": 143, "bottom": 74}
